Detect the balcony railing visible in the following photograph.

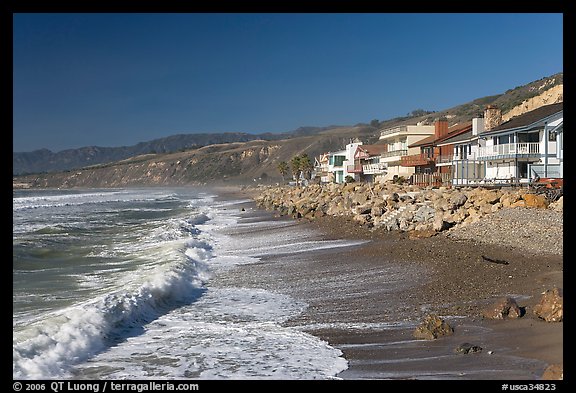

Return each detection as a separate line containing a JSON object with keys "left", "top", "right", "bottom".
{"left": 451, "top": 151, "right": 478, "bottom": 161}
{"left": 400, "top": 153, "right": 434, "bottom": 167}
{"left": 380, "top": 149, "right": 408, "bottom": 159}
{"left": 362, "top": 163, "right": 387, "bottom": 175}
{"left": 477, "top": 142, "right": 540, "bottom": 159}
{"left": 435, "top": 154, "right": 454, "bottom": 164}
{"left": 379, "top": 126, "right": 406, "bottom": 138}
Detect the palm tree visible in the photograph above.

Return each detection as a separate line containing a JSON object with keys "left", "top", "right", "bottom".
{"left": 290, "top": 156, "right": 302, "bottom": 186}
{"left": 298, "top": 154, "right": 314, "bottom": 181}
{"left": 277, "top": 161, "right": 289, "bottom": 182}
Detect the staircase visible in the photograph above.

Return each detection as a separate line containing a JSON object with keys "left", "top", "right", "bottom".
{"left": 377, "top": 205, "right": 408, "bottom": 230}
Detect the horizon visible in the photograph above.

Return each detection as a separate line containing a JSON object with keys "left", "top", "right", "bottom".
{"left": 13, "top": 13, "right": 563, "bottom": 153}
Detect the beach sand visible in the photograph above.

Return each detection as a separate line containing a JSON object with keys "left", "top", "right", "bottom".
{"left": 211, "top": 186, "right": 563, "bottom": 381}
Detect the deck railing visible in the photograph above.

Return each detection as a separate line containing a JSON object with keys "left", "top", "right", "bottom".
{"left": 362, "top": 163, "right": 387, "bottom": 174}
{"left": 477, "top": 142, "right": 540, "bottom": 159}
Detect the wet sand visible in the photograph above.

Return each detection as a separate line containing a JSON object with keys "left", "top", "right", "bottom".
{"left": 211, "top": 187, "right": 563, "bottom": 382}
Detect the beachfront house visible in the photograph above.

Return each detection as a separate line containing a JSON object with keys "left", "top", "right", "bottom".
{"left": 476, "top": 103, "right": 563, "bottom": 184}
{"left": 436, "top": 116, "right": 485, "bottom": 186}
{"left": 400, "top": 118, "right": 472, "bottom": 186}
{"left": 346, "top": 144, "right": 389, "bottom": 183}
{"left": 314, "top": 153, "right": 330, "bottom": 183}
{"left": 377, "top": 122, "right": 435, "bottom": 182}
{"left": 315, "top": 140, "right": 363, "bottom": 184}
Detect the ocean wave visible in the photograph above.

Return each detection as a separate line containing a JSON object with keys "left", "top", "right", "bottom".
{"left": 13, "top": 222, "right": 214, "bottom": 379}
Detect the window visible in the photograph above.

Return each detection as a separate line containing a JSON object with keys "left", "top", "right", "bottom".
{"left": 332, "top": 156, "right": 345, "bottom": 166}
{"left": 400, "top": 139, "right": 407, "bottom": 150}
{"left": 517, "top": 132, "right": 539, "bottom": 143}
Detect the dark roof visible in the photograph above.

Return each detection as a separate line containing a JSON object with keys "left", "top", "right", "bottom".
{"left": 437, "top": 130, "right": 475, "bottom": 145}
{"left": 409, "top": 122, "right": 472, "bottom": 148}
{"left": 356, "top": 144, "right": 388, "bottom": 156}
{"left": 483, "top": 102, "right": 563, "bottom": 134}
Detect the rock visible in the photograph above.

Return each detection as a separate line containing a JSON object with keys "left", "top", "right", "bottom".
{"left": 371, "top": 206, "right": 384, "bottom": 217}
{"left": 448, "top": 191, "right": 468, "bottom": 207}
{"left": 549, "top": 196, "right": 563, "bottom": 212}
{"left": 385, "top": 192, "right": 400, "bottom": 202}
{"left": 510, "top": 200, "right": 527, "bottom": 208}
{"left": 521, "top": 193, "right": 549, "bottom": 209}
{"left": 413, "top": 314, "right": 454, "bottom": 340}
{"left": 351, "top": 192, "right": 369, "bottom": 205}
{"left": 482, "top": 297, "right": 523, "bottom": 319}
{"left": 533, "top": 288, "right": 563, "bottom": 322}
{"left": 478, "top": 190, "right": 501, "bottom": 205}
{"left": 432, "top": 215, "right": 452, "bottom": 232}
{"left": 500, "top": 193, "right": 522, "bottom": 207}
{"left": 454, "top": 343, "right": 483, "bottom": 354}
{"left": 541, "top": 363, "right": 563, "bottom": 380}
{"left": 414, "top": 205, "right": 436, "bottom": 222}
{"left": 353, "top": 203, "right": 372, "bottom": 215}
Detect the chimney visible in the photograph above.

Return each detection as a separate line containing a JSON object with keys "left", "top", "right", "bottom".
{"left": 472, "top": 116, "right": 485, "bottom": 136}
{"left": 484, "top": 105, "right": 502, "bottom": 131}
{"left": 434, "top": 117, "right": 449, "bottom": 139}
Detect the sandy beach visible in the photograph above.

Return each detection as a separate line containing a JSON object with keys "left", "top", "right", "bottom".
{"left": 211, "top": 185, "right": 563, "bottom": 382}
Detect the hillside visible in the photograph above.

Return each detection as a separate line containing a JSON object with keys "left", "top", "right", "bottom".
{"left": 13, "top": 72, "right": 563, "bottom": 188}
{"left": 13, "top": 125, "right": 377, "bottom": 188}
{"left": 13, "top": 128, "right": 342, "bottom": 176}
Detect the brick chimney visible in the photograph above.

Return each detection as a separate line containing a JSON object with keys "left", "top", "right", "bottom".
{"left": 434, "top": 117, "right": 449, "bottom": 139}
{"left": 484, "top": 105, "right": 502, "bottom": 131}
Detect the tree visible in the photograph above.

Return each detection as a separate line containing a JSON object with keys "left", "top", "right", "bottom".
{"left": 298, "top": 154, "right": 314, "bottom": 180}
{"left": 290, "top": 156, "right": 302, "bottom": 185}
{"left": 277, "top": 161, "right": 289, "bottom": 182}
{"left": 370, "top": 119, "right": 380, "bottom": 128}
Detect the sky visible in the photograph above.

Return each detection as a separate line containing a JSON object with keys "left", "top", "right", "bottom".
{"left": 12, "top": 13, "right": 563, "bottom": 153}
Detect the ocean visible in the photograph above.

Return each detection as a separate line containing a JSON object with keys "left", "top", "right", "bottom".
{"left": 12, "top": 187, "right": 363, "bottom": 380}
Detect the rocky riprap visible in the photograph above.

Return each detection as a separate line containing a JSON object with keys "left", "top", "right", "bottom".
{"left": 254, "top": 182, "right": 563, "bottom": 248}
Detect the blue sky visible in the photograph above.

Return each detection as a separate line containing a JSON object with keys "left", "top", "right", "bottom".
{"left": 13, "top": 13, "right": 563, "bottom": 153}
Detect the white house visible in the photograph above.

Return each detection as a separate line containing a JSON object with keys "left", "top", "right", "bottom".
{"left": 476, "top": 103, "right": 563, "bottom": 183}
{"left": 315, "top": 140, "right": 363, "bottom": 184}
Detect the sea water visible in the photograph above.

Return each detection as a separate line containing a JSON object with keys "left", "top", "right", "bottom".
{"left": 13, "top": 187, "right": 361, "bottom": 380}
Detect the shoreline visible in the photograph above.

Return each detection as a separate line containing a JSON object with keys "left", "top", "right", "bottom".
{"left": 214, "top": 185, "right": 563, "bottom": 380}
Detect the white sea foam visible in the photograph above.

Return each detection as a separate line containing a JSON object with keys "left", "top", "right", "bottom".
{"left": 73, "top": 288, "right": 348, "bottom": 380}
{"left": 13, "top": 215, "right": 214, "bottom": 379}
{"left": 13, "top": 188, "right": 353, "bottom": 380}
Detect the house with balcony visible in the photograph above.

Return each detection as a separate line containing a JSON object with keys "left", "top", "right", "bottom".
{"left": 314, "top": 153, "right": 330, "bottom": 183}
{"left": 377, "top": 122, "right": 435, "bottom": 181}
{"left": 476, "top": 102, "right": 563, "bottom": 184}
{"left": 400, "top": 118, "right": 472, "bottom": 186}
{"left": 436, "top": 116, "right": 486, "bottom": 186}
{"left": 314, "top": 140, "right": 363, "bottom": 184}
{"left": 347, "top": 144, "right": 388, "bottom": 183}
